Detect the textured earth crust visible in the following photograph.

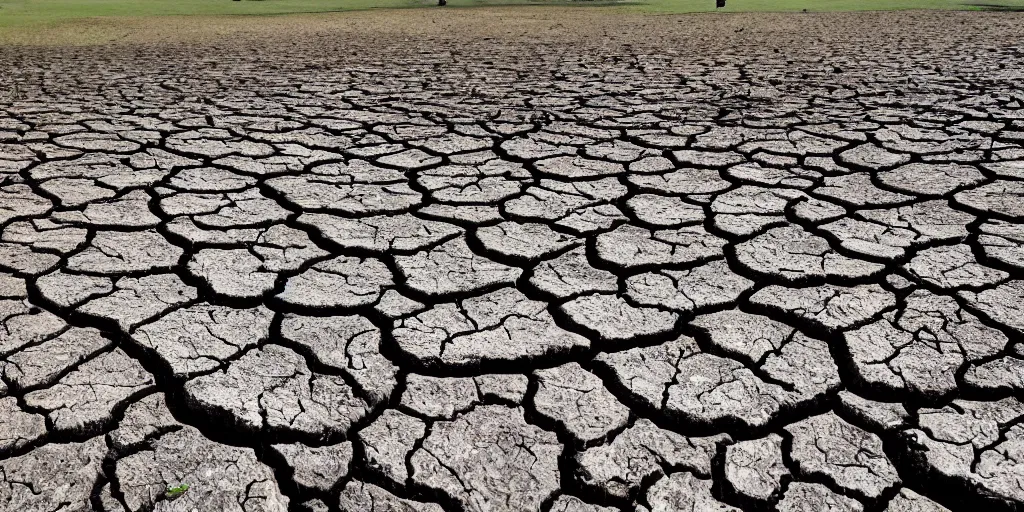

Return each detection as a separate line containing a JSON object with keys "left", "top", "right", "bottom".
{"left": 1, "top": 9, "right": 1024, "bottom": 512}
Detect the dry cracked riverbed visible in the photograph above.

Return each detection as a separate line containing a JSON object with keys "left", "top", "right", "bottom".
{"left": 1, "top": 9, "right": 1024, "bottom": 512}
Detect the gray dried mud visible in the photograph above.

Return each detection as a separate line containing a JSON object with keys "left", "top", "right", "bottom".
{"left": 0, "top": 9, "right": 1023, "bottom": 512}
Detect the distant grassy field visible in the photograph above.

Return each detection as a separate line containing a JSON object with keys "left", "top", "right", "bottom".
{"left": 0, "top": 0, "right": 1021, "bottom": 45}
{"left": 635, "top": 0, "right": 1024, "bottom": 11}
{"left": 1, "top": 0, "right": 1022, "bottom": 29}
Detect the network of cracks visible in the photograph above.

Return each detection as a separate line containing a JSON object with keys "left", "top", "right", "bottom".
{"left": 2, "top": 19, "right": 1024, "bottom": 512}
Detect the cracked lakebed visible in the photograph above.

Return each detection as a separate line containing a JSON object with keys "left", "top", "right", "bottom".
{"left": 1, "top": 9, "right": 1024, "bottom": 512}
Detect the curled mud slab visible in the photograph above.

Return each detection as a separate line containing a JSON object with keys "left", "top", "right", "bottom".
{"left": 1, "top": 8, "right": 1023, "bottom": 512}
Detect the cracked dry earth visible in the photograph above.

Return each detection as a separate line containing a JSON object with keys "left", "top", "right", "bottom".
{"left": 2, "top": 9, "right": 1024, "bottom": 512}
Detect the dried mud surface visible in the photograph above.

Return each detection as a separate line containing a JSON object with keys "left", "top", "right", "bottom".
{"left": 1, "top": 9, "right": 1024, "bottom": 512}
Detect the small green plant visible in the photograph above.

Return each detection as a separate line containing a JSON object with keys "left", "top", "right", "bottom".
{"left": 165, "top": 483, "right": 190, "bottom": 500}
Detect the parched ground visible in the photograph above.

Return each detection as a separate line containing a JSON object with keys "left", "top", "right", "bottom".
{"left": 1, "top": 8, "right": 1024, "bottom": 512}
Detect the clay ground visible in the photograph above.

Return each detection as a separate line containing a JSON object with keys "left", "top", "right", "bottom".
{"left": 1, "top": 8, "right": 1024, "bottom": 512}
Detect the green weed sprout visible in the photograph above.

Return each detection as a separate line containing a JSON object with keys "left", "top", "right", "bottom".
{"left": 166, "top": 483, "right": 190, "bottom": 500}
